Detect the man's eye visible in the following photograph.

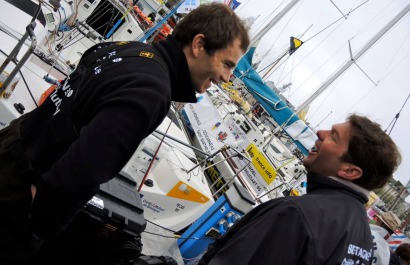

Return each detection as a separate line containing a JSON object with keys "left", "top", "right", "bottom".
{"left": 224, "top": 62, "right": 234, "bottom": 69}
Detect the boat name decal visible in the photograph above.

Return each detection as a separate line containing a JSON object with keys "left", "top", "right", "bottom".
{"left": 242, "top": 165, "right": 262, "bottom": 192}
{"left": 142, "top": 199, "right": 165, "bottom": 213}
{"left": 189, "top": 104, "right": 201, "bottom": 125}
{"left": 196, "top": 129, "right": 215, "bottom": 153}
{"left": 174, "top": 203, "right": 186, "bottom": 212}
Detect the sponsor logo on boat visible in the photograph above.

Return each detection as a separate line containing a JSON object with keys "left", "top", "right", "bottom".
{"left": 217, "top": 131, "right": 228, "bottom": 142}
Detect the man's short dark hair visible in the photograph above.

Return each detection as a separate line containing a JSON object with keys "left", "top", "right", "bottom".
{"left": 341, "top": 114, "right": 401, "bottom": 190}
{"left": 172, "top": 3, "right": 250, "bottom": 54}
{"left": 396, "top": 243, "right": 410, "bottom": 263}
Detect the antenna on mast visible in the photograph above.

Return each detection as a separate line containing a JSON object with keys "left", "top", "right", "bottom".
{"left": 313, "top": 111, "right": 332, "bottom": 131}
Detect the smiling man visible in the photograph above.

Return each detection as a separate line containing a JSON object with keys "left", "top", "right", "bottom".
{"left": 199, "top": 114, "right": 401, "bottom": 265}
{"left": 0, "top": 3, "right": 249, "bottom": 262}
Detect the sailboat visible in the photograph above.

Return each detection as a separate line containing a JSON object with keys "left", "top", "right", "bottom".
{"left": 2, "top": 0, "right": 408, "bottom": 262}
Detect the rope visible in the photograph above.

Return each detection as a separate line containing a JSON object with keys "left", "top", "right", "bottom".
{"left": 334, "top": 24, "right": 410, "bottom": 123}
{"left": 138, "top": 120, "right": 173, "bottom": 192}
{"left": 278, "top": 19, "right": 345, "bottom": 87}
{"left": 248, "top": 0, "right": 287, "bottom": 41}
{"left": 257, "top": 0, "right": 303, "bottom": 67}
{"left": 273, "top": 0, "right": 372, "bottom": 88}
{"left": 304, "top": 0, "right": 371, "bottom": 43}
{"left": 306, "top": 70, "right": 346, "bottom": 119}
{"left": 385, "top": 93, "right": 410, "bottom": 135}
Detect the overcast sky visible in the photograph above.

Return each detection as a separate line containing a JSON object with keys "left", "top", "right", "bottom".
{"left": 234, "top": 0, "right": 410, "bottom": 191}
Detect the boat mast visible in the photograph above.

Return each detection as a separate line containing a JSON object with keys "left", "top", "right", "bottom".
{"left": 248, "top": 0, "right": 301, "bottom": 49}
{"left": 295, "top": 3, "right": 410, "bottom": 114}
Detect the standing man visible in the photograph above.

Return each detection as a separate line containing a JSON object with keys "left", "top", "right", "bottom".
{"left": 0, "top": 3, "right": 249, "bottom": 262}
{"left": 199, "top": 114, "right": 401, "bottom": 264}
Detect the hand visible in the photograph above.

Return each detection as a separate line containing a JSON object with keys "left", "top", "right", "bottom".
{"left": 31, "top": 184, "right": 37, "bottom": 201}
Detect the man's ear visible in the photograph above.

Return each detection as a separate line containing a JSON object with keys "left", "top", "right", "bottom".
{"left": 337, "top": 163, "right": 363, "bottom": 181}
{"left": 191, "top": 34, "right": 206, "bottom": 57}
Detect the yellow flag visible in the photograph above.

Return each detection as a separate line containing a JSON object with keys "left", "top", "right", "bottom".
{"left": 290, "top": 37, "right": 303, "bottom": 55}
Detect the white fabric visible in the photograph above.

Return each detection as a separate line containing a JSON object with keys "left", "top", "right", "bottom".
{"left": 370, "top": 224, "right": 390, "bottom": 265}
{"left": 284, "top": 120, "right": 318, "bottom": 150}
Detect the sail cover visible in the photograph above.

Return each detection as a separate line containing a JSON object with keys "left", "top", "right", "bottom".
{"left": 233, "top": 47, "right": 316, "bottom": 155}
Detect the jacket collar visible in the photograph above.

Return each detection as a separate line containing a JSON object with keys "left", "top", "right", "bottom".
{"left": 328, "top": 176, "right": 370, "bottom": 198}
{"left": 306, "top": 173, "right": 369, "bottom": 204}
{"left": 154, "top": 35, "right": 197, "bottom": 103}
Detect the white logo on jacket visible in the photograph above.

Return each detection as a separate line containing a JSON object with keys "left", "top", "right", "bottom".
{"left": 341, "top": 243, "right": 373, "bottom": 265}
{"left": 50, "top": 80, "right": 73, "bottom": 116}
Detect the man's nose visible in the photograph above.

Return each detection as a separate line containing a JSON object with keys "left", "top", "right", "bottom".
{"left": 221, "top": 69, "right": 233, "bottom": 83}
{"left": 316, "top": 130, "right": 327, "bottom": 140}
{"left": 221, "top": 73, "right": 229, "bottom": 83}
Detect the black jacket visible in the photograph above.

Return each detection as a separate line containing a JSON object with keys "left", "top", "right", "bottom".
{"left": 199, "top": 174, "right": 373, "bottom": 264}
{"left": 19, "top": 36, "right": 196, "bottom": 239}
